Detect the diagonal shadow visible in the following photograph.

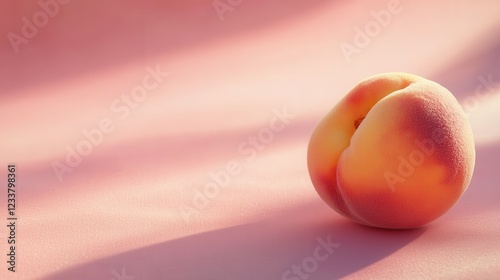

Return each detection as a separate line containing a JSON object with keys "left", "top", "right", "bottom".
{"left": 431, "top": 29, "right": 500, "bottom": 101}
{"left": 18, "top": 117, "right": 317, "bottom": 203}
{"left": 42, "top": 202, "right": 425, "bottom": 280}
{"left": 1, "top": 0, "right": 335, "bottom": 94}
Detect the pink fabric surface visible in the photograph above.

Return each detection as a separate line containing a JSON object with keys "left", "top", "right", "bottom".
{"left": 1, "top": 0, "right": 500, "bottom": 279}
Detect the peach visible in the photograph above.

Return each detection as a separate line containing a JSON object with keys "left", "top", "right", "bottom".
{"left": 307, "top": 73, "right": 475, "bottom": 229}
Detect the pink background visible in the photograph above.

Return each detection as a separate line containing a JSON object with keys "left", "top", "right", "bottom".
{"left": 1, "top": 0, "right": 500, "bottom": 279}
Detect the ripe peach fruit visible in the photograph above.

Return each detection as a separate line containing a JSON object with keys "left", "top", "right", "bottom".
{"left": 307, "top": 73, "right": 475, "bottom": 229}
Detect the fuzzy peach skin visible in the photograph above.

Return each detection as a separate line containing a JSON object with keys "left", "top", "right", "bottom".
{"left": 307, "top": 73, "right": 475, "bottom": 229}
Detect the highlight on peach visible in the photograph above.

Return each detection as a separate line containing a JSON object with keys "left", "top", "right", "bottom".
{"left": 307, "top": 73, "right": 476, "bottom": 229}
